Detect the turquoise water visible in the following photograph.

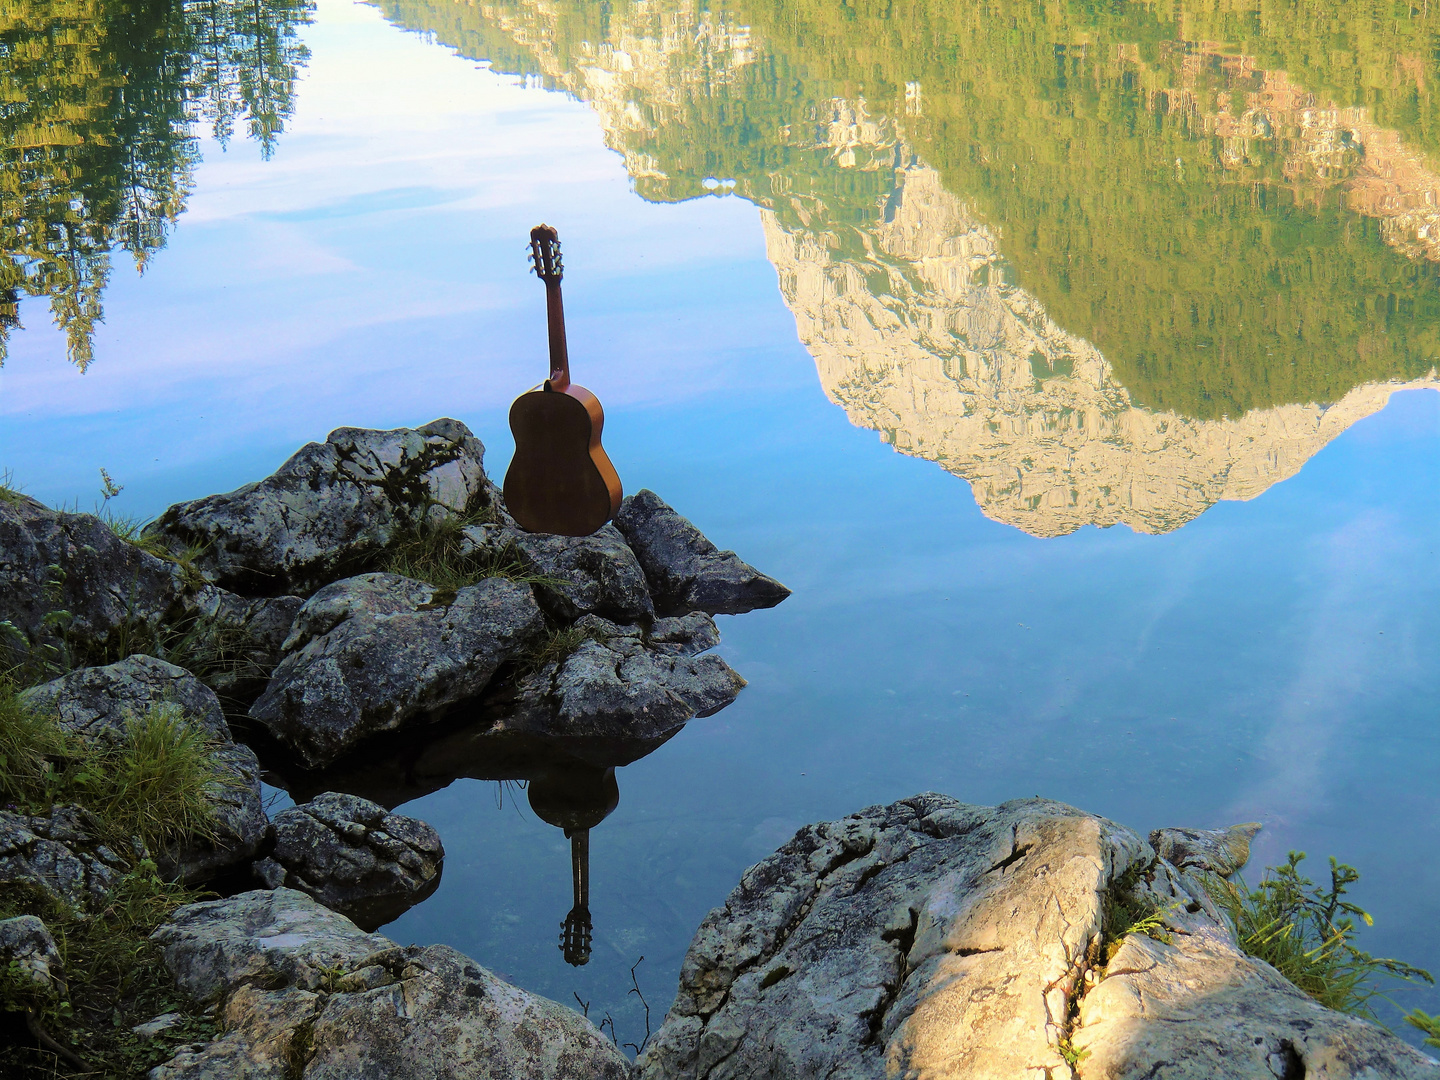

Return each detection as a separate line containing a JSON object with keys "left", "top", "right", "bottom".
{"left": 4, "top": 0, "right": 1440, "bottom": 1047}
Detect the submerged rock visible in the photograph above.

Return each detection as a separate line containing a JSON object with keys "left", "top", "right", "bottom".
{"left": 258, "top": 792, "right": 443, "bottom": 931}
{"left": 21, "top": 655, "right": 267, "bottom": 883}
{"left": 0, "top": 915, "right": 64, "bottom": 993}
{"left": 489, "top": 614, "right": 745, "bottom": 743}
{"left": 637, "top": 794, "right": 1436, "bottom": 1080}
{"left": 613, "top": 489, "right": 790, "bottom": 616}
{"left": 1150, "top": 821, "right": 1263, "bottom": 878}
{"left": 150, "top": 888, "right": 632, "bottom": 1079}
{"left": 0, "top": 806, "right": 134, "bottom": 910}
{"left": 250, "top": 572, "right": 545, "bottom": 767}
{"left": 148, "top": 419, "right": 490, "bottom": 596}
{"left": 0, "top": 494, "right": 185, "bottom": 663}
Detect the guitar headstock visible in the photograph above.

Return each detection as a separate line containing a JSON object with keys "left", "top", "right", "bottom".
{"left": 529, "top": 224, "right": 563, "bottom": 282}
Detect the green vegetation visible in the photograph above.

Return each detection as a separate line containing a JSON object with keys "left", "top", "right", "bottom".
{"left": 0, "top": 0, "right": 314, "bottom": 369}
{"left": 521, "top": 621, "right": 610, "bottom": 674}
{"left": 380, "top": 0, "right": 1440, "bottom": 419}
{"left": 0, "top": 680, "right": 228, "bottom": 1077}
{"left": 380, "top": 505, "right": 564, "bottom": 591}
{"left": 1203, "top": 851, "right": 1433, "bottom": 1018}
{"left": 1099, "top": 862, "right": 1179, "bottom": 964}
{"left": 1407, "top": 1008, "right": 1440, "bottom": 1048}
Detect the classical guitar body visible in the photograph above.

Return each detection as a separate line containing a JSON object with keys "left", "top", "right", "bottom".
{"left": 503, "top": 223, "right": 623, "bottom": 536}
{"left": 505, "top": 382, "right": 621, "bottom": 537}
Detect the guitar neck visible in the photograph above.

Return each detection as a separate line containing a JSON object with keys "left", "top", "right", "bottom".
{"left": 545, "top": 277, "right": 570, "bottom": 389}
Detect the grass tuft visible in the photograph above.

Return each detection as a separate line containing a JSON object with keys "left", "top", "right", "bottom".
{"left": 1203, "top": 851, "right": 1433, "bottom": 1018}
{"left": 520, "top": 622, "right": 610, "bottom": 675}
{"left": 1407, "top": 1008, "right": 1440, "bottom": 1048}
{"left": 380, "top": 505, "right": 564, "bottom": 592}
{"left": 103, "top": 514, "right": 208, "bottom": 588}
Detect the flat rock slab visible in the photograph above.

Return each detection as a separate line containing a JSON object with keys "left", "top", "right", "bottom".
{"left": 489, "top": 614, "right": 744, "bottom": 743}
{"left": 21, "top": 655, "right": 267, "bottom": 883}
{"left": 613, "top": 490, "right": 790, "bottom": 616}
{"left": 0, "top": 494, "right": 184, "bottom": 661}
{"left": 637, "top": 794, "right": 1438, "bottom": 1080}
{"left": 259, "top": 792, "right": 443, "bottom": 931}
{"left": 250, "top": 572, "right": 545, "bottom": 767}
{"left": 149, "top": 419, "right": 489, "bottom": 596}
{"left": 150, "top": 888, "right": 632, "bottom": 1080}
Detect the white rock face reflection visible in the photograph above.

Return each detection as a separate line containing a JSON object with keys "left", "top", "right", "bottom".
{"left": 764, "top": 161, "right": 1439, "bottom": 537}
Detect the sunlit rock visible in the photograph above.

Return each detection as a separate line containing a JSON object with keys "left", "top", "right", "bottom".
{"left": 637, "top": 795, "right": 1435, "bottom": 1080}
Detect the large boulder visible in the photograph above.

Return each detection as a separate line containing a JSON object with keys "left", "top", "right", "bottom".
{"left": 0, "top": 494, "right": 185, "bottom": 666}
{"left": 637, "top": 795, "right": 1438, "bottom": 1080}
{"left": 0, "top": 806, "right": 134, "bottom": 910}
{"left": 461, "top": 521, "right": 654, "bottom": 624}
{"left": 255, "top": 792, "right": 443, "bottom": 931}
{"left": 488, "top": 614, "right": 745, "bottom": 743}
{"left": 20, "top": 656, "right": 267, "bottom": 883}
{"left": 613, "top": 490, "right": 790, "bottom": 616}
{"left": 250, "top": 573, "right": 545, "bottom": 767}
{"left": 148, "top": 420, "right": 490, "bottom": 597}
{"left": 21, "top": 654, "right": 232, "bottom": 743}
{"left": 149, "top": 888, "right": 632, "bottom": 1080}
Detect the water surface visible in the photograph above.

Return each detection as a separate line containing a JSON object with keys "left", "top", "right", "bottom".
{"left": 3, "top": 0, "right": 1439, "bottom": 1047}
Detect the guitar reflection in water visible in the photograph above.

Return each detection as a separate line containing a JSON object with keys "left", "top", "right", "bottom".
{"left": 527, "top": 765, "right": 619, "bottom": 966}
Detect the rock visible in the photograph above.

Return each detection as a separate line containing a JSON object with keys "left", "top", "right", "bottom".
{"left": 132, "top": 1012, "right": 186, "bottom": 1039}
{"left": 1150, "top": 821, "right": 1263, "bottom": 878}
{"left": 148, "top": 419, "right": 490, "bottom": 596}
{"left": 183, "top": 586, "right": 306, "bottom": 681}
{"left": 0, "top": 494, "right": 185, "bottom": 664}
{"left": 150, "top": 888, "right": 632, "bottom": 1079}
{"left": 20, "top": 656, "right": 268, "bottom": 883}
{"left": 265, "top": 792, "right": 444, "bottom": 930}
{"left": 0, "top": 915, "right": 64, "bottom": 993}
{"left": 613, "top": 490, "right": 789, "bottom": 616}
{"left": 461, "top": 521, "right": 654, "bottom": 623}
{"left": 21, "top": 654, "right": 231, "bottom": 743}
{"left": 636, "top": 794, "right": 1436, "bottom": 1080}
{"left": 249, "top": 572, "right": 545, "bottom": 767}
{"left": 0, "top": 806, "right": 133, "bottom": 910}
{"left": 151, "top": 888, "right": 394, "bottom": 1002}
{"left": 490, "top": 615, "right": 745, "bottom": 743}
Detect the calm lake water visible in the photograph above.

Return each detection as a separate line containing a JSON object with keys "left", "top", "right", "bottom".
{"left": 4, "top": 0, "right": 1440, "bottom": 1048}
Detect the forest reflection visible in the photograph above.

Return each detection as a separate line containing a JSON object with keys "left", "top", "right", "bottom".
{"left": 375, "top": 0, "right": 1440, "bottom": 534}
{"left": 0, "top": 0, "right": 313, "bottom": 368}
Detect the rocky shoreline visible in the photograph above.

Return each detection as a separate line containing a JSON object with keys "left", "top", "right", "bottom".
{"left": 1, "top": 419, "right": 1435, "bottom": 1077}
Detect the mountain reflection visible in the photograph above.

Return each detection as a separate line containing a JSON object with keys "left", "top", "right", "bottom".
{"left": 377, "top": 0, "right": 1440, "bottom": 535}
{"left": 0, "top": 0, "right": 313, "bottom": 368}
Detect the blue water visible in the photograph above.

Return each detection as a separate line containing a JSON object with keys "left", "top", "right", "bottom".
{"left": 3, "top": 0, "right": 1438, "bottom": 1047}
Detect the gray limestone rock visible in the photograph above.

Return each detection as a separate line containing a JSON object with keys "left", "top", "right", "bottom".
{"left": 1150, "top": 821, "right": 1263, "bottom": 878}
{"left": 613, "top": 489, "right": 790, "bottom": 616}
{"left": 0, "top": 806, "right": 134, "bottom": 910}
{"left": 636, "top": 794, "right": 1437, "bottom": 1080}
{"left": 20, "top": 656, "right": 268, "bottom": 883}
{"left": 249, "top": 572, "right": 545, "bottom": 767}
{"left": 490, "top": 615, "right": 745, "bottom": 742}
{"left": 0, "top": 494, "right": 185, "bottom": 663}
{"left": 21, "top": 654, "right": 231, "bottom": 743}
{"left": 148, "top": 419, "right": 490, "bottom": 596}
{"left": 149, "top": 889, "right": 632, "bottom": 1080}
{"left": 182, "top": 586, "right": 306, "bottom": 681}
{"left": 265, "top": 792, "right": 443, "bottom": 930}
{"left": 0, "top": 914, "right": 64, "bottom": 993}
{"left": 461, "top": 521, "right": 654, "bottom": 623}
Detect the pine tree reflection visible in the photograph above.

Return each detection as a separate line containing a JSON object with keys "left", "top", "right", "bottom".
{"left": 0, "top": 0, "right": 313, "bottom": 368}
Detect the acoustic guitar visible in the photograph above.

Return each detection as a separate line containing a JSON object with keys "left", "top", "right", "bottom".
{"left": 503, "top": 225, "right": 623, "bottom": 536}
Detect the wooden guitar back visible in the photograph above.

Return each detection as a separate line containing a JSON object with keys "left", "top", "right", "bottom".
{"left": 504, "top": 383, "right": 622, "bottom": 536}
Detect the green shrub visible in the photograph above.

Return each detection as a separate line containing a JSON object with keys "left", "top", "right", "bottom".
{"left": 1407, "top": 1009, "right": 1440, "bottom": 1048}
{"left": 1204, "top": 852, "right": 1433, "bottom": 1018}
